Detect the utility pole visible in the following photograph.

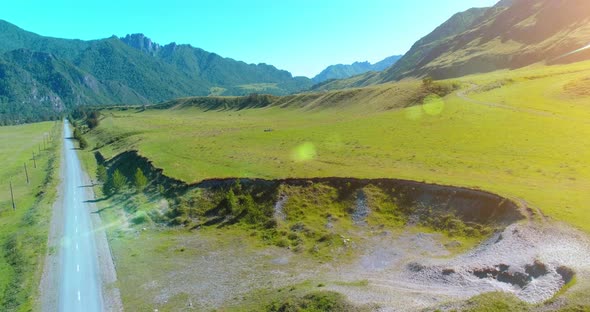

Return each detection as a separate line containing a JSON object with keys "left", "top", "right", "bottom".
{"left": 24, "top": 163, "right": 29, "bottom": 184}
{"left": 9, "top": 181, "right": 15, "bottom": 211}
{"left": 32, "top": 152, "right": 37, "bottom": 168}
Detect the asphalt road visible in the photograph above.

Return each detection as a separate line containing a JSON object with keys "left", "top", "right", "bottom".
{"left": 58, "top": 121, "right": 103, "bottom": 312}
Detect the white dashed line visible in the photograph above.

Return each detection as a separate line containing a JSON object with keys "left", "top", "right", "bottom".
{"left": 75, "top": 243, "right": 79, "bottom": 250}
{"left": 77, "top": 290, "right": 81, "bottom": 301}
{"left": 77, "top": 264, "right": 80, "bottom": 272}
{"left": 75, "top": 227, "right": 78, "bottom": 233}
{"left": 75, "top": 215, "right": 77, "bottom": 221}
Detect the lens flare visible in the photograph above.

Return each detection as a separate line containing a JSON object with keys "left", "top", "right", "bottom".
{"left": 292, "top": 142, "right": 317, "bottom": 162}
{"left": 422, "top": 94, "right": 445, "bottom": 116}
{"left": 405, "top": 105, "right": 423, "bottom": 120}
{"left": 405, "top": 94, "right": 445, "bottom": 120}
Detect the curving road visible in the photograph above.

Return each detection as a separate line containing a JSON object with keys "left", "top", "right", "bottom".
{"left": 58, "top": 121, "right": 103, "bottom": 312}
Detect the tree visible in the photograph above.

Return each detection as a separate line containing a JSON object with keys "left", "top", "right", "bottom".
{"left": 86, "top": 111, "right": 100, "bottom": 129}
{"left": 79, "top": 136, "right": 88, "bottom": 149}
{"left": 226, "top": 189, "right": 238, "bottom": 215}
{"left": 134, "top": 168, "right": 148, "bottom": 192}
{"left": 111, "top": 169, "right": 127, "bottom": 194}
{"left": 73, "top": 127, "right": 82, "bottom": 140}
{"left": 96, "top": 165, "right": 107, "bottom": 183}
{"left": 244, "top": 194, "right": 264, "bottom": 224}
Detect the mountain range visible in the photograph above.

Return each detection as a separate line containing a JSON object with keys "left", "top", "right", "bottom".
{"left": 2, "top": 0, "right": 590, "bottom": 124}
{"left": 311, "top": 55, "right": 402, "bottom": 84}
{"left": 0, "top": 21, "right": 311, "bottom": 124}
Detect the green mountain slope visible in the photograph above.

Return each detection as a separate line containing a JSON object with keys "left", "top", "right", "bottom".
{"left": 380, "top": 0, "right": 590, "bottom": 81}
{"left": 0, "top": 20, "right": 312, "bottom": 124}
{"left": 310, "top": 7, "right": 489, "bottom": 91}
{"left": 315, "top": 0, "right": 590, "bottom": 91}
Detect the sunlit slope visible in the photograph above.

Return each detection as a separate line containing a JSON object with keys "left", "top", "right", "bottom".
{"left": 319, "top": 0, "right": 590, "bottom": 91}
{"left": 381, "top": 0, "right": 590, "bottom": 81}
{"left": 86, "top": 62, "right": 590, "bottom": 232}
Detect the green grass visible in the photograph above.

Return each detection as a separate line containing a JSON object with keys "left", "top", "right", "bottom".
{"left": 82, "top": 61, "right": 590, "bottom": 233}
{"left": 0, "top": 121, "right": 61, "bottom": 311}
{"left": 74, "top": 61, "right": 590, "bottom": 311}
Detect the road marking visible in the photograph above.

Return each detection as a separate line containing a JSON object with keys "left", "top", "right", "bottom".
{"left": 77, "top": 264, "right": 80, "bottom": 272}
{"left": 77, "top": 290, "right": 81, "bottom": 301}
{"left": 75, "top": 215, "right": 77, "bottom": 221}
{"left": 75, "top": 243, "right": 79, "bottom": 250}
{"left": 75, "top": 227, "right": 78, "bottom": 233}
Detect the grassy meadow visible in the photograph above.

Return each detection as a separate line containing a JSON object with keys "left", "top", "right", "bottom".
{"left": 83, "top": 61, "right": 590, "bottom": 233}
{"left": 0, "top": 121, "right": 61, "bottom": 311}
{"left": 71, "top": 60, "right": 590, "bottom": 311}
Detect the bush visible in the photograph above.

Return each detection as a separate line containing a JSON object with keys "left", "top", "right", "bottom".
{"left": 131, "top": 211, "right": 151, "bottom": 225}
{"left": 267, "top": 291, "right": 360, "bottom": 312}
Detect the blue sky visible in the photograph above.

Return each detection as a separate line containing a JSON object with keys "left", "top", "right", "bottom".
{"left": 2, "top": 0, "right": 497, "bottom": 77}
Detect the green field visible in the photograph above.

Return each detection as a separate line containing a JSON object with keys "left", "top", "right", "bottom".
{"left": 83, "top": 61, "right": 590, "bottom": 233}
{"left": 0, "top": 121, "right": 60, "bottom": 311}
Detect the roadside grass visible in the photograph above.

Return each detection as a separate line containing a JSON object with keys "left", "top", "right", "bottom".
{"left": 0, "top": 121, "right": 61, "bottom": 311}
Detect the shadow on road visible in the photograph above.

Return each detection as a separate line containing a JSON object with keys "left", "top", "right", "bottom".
{"left": 84, "top": 197, "right": 108, "bottom": 204}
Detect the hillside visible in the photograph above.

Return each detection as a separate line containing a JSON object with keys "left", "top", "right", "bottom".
{"left": 318, "top": 0, "right": 590, "bottom": 91}
{"left": 0, "top": 20, "right": 312, "bottom": 124}
{"left": 311, "top": 55, "right": 402, "bottom": 84}
{"left": 380, "top": 0, "right": 590, "bottom": 81}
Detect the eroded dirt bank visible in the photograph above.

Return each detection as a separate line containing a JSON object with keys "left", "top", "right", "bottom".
{"left": 97, "top": 150, "right": 589, "bottom": 311}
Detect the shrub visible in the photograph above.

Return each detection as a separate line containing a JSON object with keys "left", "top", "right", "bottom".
{"left": 267, "top": 291, "right": 360, "bottom": 312}
{"left": 131, "top": 211, "right": 151, "bottom": 225}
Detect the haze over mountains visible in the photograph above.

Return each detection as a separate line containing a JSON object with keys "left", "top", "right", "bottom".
{"left": 2, "top": 0, "right": 590, "bottom": 124}
{"left": 315, "top": 0, "right": 590, "bottom": 90}
{"left": 311, "top": 55, "right": 402, "bottom": 84}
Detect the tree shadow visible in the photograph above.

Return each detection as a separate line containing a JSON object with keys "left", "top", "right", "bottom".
{"left": 84, "top": 197, "right": 108, "bottom": 203}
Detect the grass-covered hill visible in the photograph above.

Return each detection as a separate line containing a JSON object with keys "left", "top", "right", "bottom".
{"left": 383, "top": 0, "right": 590, "bottom": 81}
{"left": 0, "top": 20, "right": 312, "bottom": 125}
{"left": 318, "top": 0, "right": 590, "bottom": 91}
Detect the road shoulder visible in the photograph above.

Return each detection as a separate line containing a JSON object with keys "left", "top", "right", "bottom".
{"left": 38, "top": 130, "right": 66, "bottom": 312}
{"left": 81, "top": 167, "right": 124, "bottom": 311}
